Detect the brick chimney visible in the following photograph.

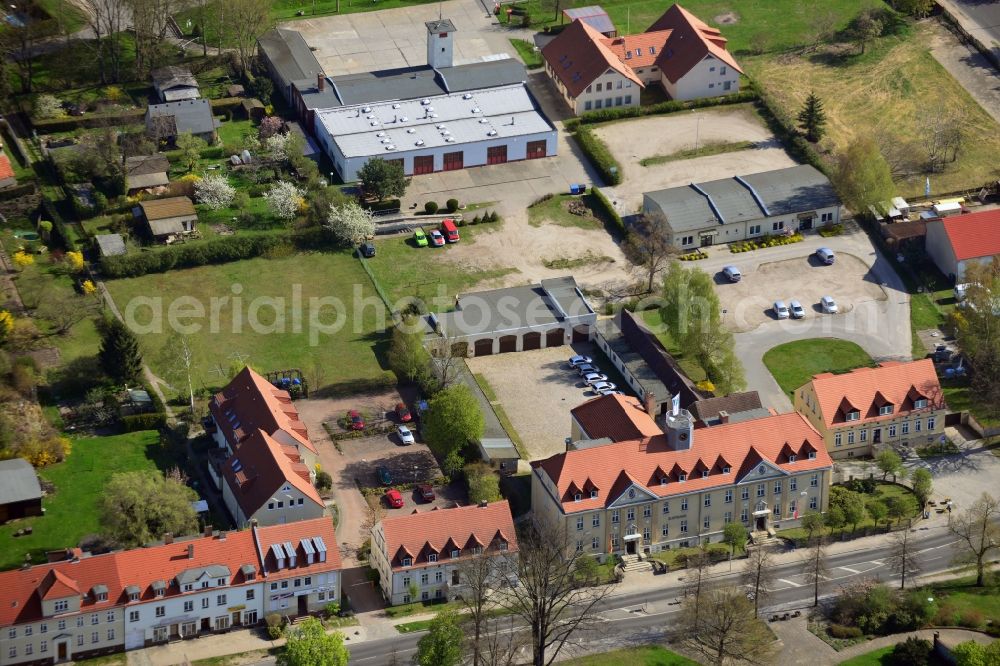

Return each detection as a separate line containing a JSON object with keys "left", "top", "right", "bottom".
{"left": 187, "top": 544, "right": 194, "bottom": 559}
{"left": 163, "top": 533, "right": 173, "bottom": 544}
{"left": 718, "top": 410, "right": 730, "bottom": 425}
{"left": 203, "top": 524, "right": 213, "bottom": 538}
{"left": 316, "top": 72, "right": 325, "bottom": 92}
{"left": 644, "top": 392, "right": 657, "bottom": 419}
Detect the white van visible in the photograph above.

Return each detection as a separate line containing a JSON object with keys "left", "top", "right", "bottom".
{"left": 816, "top": 247, "right": 835, "bottom": 265}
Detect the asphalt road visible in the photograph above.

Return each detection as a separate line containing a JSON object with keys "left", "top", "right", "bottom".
{"left": 245, "top": 524, "right": 971, "bottom": 665}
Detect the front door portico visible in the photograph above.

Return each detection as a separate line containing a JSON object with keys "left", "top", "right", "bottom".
{"left": 623, "top": 528, "right": 641, "bottom": 555}
{"left": 753, "top": 501, "right": 770, "bottom": 532}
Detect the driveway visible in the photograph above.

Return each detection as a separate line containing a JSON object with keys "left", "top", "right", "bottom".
{"left": 691, "top": 226, "right": 912, "bottom": 412}
{"left": 927, "top": 18, "right": 1000, "bottom": 126}
{"left": 936, "top": 0, "right": 1000, "bottom": 71}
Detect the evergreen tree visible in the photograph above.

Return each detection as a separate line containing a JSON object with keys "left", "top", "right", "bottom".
{"left": 98, "top": 318, "right": 143, "bottom": 383}
{"left": 797, "top": 92, "right": 827, "bottom": 142}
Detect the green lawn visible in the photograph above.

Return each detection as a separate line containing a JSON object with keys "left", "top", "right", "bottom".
{"left": 527, "top": 193, "right": 613, "bottom": 230}
{"left": 363, "top": 225, "right": 518, "bottom": 312}
{"left": 639, "top": 140, "right": 755, "bottom": 166}
{"left": 836, "top": 646, "right": 895, "bottom": 666}
{"left": 0, "top": 431, "right": 162, "bottom": 570}
{"left": 103, "top": 251, "right": 395, "bottom": 396}
{"left": 777, "top": 482, "right": 920, "bottom": 542}
{"left": 929, "top": 577, "right": 1000, "bottom": 629}
{"left": 636, "top": 309, "right": 708, "bottom": 383}
{"left": 942, "top": 382, "right": 1000, "bottom": 428}
{"left": 216, "top": 118, "right": 255, "bottom": 148}
{"left": 763, "top": 339, "right": 875, "bottom": 399}
{"left": 510, "top": 39, "right": 543, "bottom": 69}
{"left": 565, "top": 645, "right": 699, "bottom": 666}
{"left": 649, "top": 542, "right": 737, "bottom": 568}
{"left": 383, "top": 599, "right": 460, "bottom": 619}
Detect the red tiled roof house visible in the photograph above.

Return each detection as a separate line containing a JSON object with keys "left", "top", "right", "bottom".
{"left": 533, "top": 396, "right": 833, "bottom": 558}
{"left": 370, "top": 501, "right": 517, "bottom": 606}
{"left": 793, "top": 360, "right": 947, "bottom": 459}
{"left": 0, "top": 519, "right": 341, "bottom": 664}
{"left": 924, "top": 208, "right": 1000, "bottom": 282}
{"left": 541, "top": 3, "right": 742, "bottom": 115}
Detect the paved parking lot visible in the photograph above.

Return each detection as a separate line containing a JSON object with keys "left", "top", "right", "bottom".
{"left": 466, "top": 343, "right": 612, "bottom": 461}
{"left": 596, "top": 106, "right": 798, "bottom": 215}
{"left": 715, "top": 251, "right": 888, "bottom": 333}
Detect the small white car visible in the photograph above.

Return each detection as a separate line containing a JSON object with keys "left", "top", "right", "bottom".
{"left": 598, "top": 387, "right": 622, "bottom": 396}
{"left": 577, "top": 363, "right": 599, "bottom": 376}
{"left": 773, "top": 300, "right": 790, "bottom": 319}
{"left": 789, "top": 300, "right": 805, "bottom": 319}
{"left": 816, "top": 247, "right": 836, "bottom": 265}
{"left": 820, "top": 296, "right": 839, "bottom": 314}
{"left": 591, "top": 381, "right": 617, "bottom": 392}
{"left": 584, "top": 372, "right": 609, "bottom": 385}
{"left": 568, "top": 355, "right": 593, "bottom": 368}
{"left": 397, "top": 425, "right": 415, "bottom": 445}
{"left": 722, "top": 266, "right": 742, "bottom": 283}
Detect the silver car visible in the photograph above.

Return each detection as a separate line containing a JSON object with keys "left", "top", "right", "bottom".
{"left": 576, "top": 363, "right": 599, "bottom": 376}
{"left": 789, "top": 300, "right": 805, "bottom": 319}
{"left": 773, "top": 300, "right": 790, "bottom": 319}
{"left": 722, "top": 265, "right": 742, "bottom": 283}
{"left": 591, "top": 381, "right": 617, "bottom": 392}
{"left": 584, "top": 372, "right": 609, "bottom": 386}
{"left": 821, "top": 296, "right": 839, "bottom": 314}
{"left": 397, "top": 425, "right": 415, "bottom": 445}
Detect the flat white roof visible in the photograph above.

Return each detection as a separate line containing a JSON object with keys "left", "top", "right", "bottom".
{"left": 317, "top": 84, "right": 552, "bottom": 158}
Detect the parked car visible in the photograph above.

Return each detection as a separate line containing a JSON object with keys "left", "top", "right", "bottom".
{"left": 722, "top": 265, "right": 742, "bottom": 283}
{"left": 429, "top": 229, "right": 445, "bottom": 247}
{"left": 396, "top": 402, "right": 412, "bottom": 422}
{"left": 441, "top": 218, "right": 460, "bottom": 243}
{"left": 348, "top": 410, "right": 365, "bottom": 430}
{"left": 358, "top": 242, "right": 376, "bottom": 258}
{"left": 598, "top": 387, "right": 622, "bottom": 396}
{"left": 413, "top": 228, "right": 428, "bottom": 247}
{"left": 583, "top": 372, "right": 609, "bottom": 385}
{"left": 385, "top": 488, "right": 404, "bottom": 508}
{"left": 568, "top": 355, "right": 593, "bottom": 368}
{"left": 377, "top": 466, "right": 393, "bottom": 485}
{"left": 816, "top": 247, "right": 835, "bottom": 265}
{"left": 417, "top": 484, "right": 435, "bottom": 502}
{"left": 576, "top": 363, "right": 599, "bottom": 376}
{"left": 397, "top": 425, "right": 415, "bottom": 445}
{"left": 591, "top": 381, "right": 617, "bottom": 392}
{"left": 773, "top": 300, "right": 790, "bottom": 319}
{"left": 789, "top": 300, "right": 805, "bottom": 319}
{"left": 820, "top": 296, "right": 839, "bottom": 314}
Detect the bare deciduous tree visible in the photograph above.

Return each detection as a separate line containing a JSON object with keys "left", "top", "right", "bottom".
{"left": 497, "top": 518, "right": 616, "bottom": 666}
{"left": 678, "top": 586, "right": 776, "bottom": 666}
{"left": 948, "top": 492, "right": 1000, "bottom": 587}
{"left": 741, "top": 545, "right": 776, "bottom": 617}
{"left": 128, "top": 0, "right": 178, "bottom": 76}
{"left": 801, "top": 540, "right": 830, "bottom": 607}
{"left": 886, "top": 527, "right": 919, "bottom": 589}
{"left": 479, "top": 616, "right": 526, "bottom": 666}
{"left": 456, "top": 550, "right": 514, "bottom": 665}
{"left": 83, "top": 0, "right": 128, "bottom": 83}
{"left": 919, "top": 109, "right": 966, "bottom": 173}
{"left": 226, "top": 0, "right": 272, "bottom": 73}
{"left": 623, "top": 212, "right": 676, "bottom": 295}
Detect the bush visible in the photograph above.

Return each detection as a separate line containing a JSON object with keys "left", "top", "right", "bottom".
{"left": 488, "top": 211, "right": 499, "bottom": 222}
{"left": 842, "top": 478, "right": 878, "bottom": 494}
{"left": 957, "top": 609, "right": 984, "bottom": 628}
{"left": 445, "top": 198, "right": 459, "bottom": 213}
{"left": 324, "top": 601, "right": 341, "bottom": 618}
{"left": 828, "top": 624, "right": 864, "bottom": 639}
{"left": 424, "top": 201, "right": 439, "bottom": 214}
{"left": 575, "top": 90, "right": 758, "bottom": 125}
{"left": 315, "top": 470, "right": 332, "bottom": 491}
{"left": 573, "top": 127, "right": 621, "bottom": 185}
{"left": 265, "top": 613, "right": 284, "bottom": 639}
{"left": 890, "top": 637, "right": 932, "bottom": 666}
{"left": 363, "top": 198, "right": 401, "bottom": 214}
{"left": 121, "top": 412, "right": 167, "bottom": 432}
{"left": 471, "top": 214, "right": 481, "bottom": 224}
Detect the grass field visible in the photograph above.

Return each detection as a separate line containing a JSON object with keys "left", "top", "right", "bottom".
{"left": 746, "top": 21, "right": 1000, "bottom": 197}
{"left": 104, "top": 252, "right": 395, "bottom": 395}
{"left": 930, "top": 576, "right": 1000, "bottom": 629}
{"left": 527, "top": 193, "right": 614, "bottom": 230}
{"left": 637, "top": 309, "right": 710, "bottom": 383}
{"left": 565, "top": 645, "right": 699, "bottom": 666}
{"left": 363, "top": 225, "right": 518, "bottom": 312}
{"left": 510, "top": 39, "right": 543, "bottom": 69}
{"left": 836, "top": 646, "right": 895, "bottom": 666}
{"left": 0, "top": 431, "right": 162, "bottom": 570}
{"left": 763, "top": 338, "right": 875, "bottom": 398}
{"left": 942, "top": 382, "right": 1000, "bottom": 428}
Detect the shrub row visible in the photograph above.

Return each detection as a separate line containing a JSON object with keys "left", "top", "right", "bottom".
{"left": 729, "top": 232, "right": 803, "bottom": 253}
{"left": 746, "top": 79, "right": 829, "bottom": 177}
{"left": 572, "top": 127, "right": 621, "bottom": 185}
{"left": 33, "top": 109, "right": 146, "bottom": 133}
{"left": 121, "top": 412, "right": 167, "bottom": 432}
{"left": 590, "top": 187, "right": 624, "bottom": 235}
{"left": 363, "top": 198, "right": 401, "bottom": 214}
{"left": 40, "top": 198, "right": 78, "bottom": 251}
{"left": 571, "top": 90, "right": 758, "bottom": 127}
{"left": 329, "top": 422, "right": 396, "bottom": 441}
{"left": 678, "top": 250, "right": 708, "bottom": 261}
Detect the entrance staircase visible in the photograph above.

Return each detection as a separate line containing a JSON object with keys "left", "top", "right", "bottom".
{"left": 750, "top": 530, "right": 784, "bottom": 548}
{"left": 619, "top": 554, "right": 652, "bottom": 574}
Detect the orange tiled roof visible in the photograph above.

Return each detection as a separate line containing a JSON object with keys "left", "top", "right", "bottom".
{"left": 541, "top": 19, "right": 644, "bottom": 98}
{"left": 648, "top": 4, "right": 743, "bottom": 84}
{"left": 571, "top": 394, "right": 662, "bottom": 441}
{"left": 0, "top": 154, "right": 15, "bottom": 181}
{"left": 210, "top": 367, "right": 316, "bottom": 454}
{"left": 380, "top": 501, "right": 517, "bottom": 570}
{"left": 933, "top": 209, "right": 1000, "bottom": 261}
{"left": 534, "top": 412, "right": 832, "bottom": 514}
{"left": 0, "top": 518, "right": 341, "bottom": 627}
{"left": 600, "top": 31, "right": 671, "bottom": 68}
{"left": 222, "top": 429, "right": 324, "bottom": 518}
{"left": 807, "top": 359, "right": 945, "bottom": 428}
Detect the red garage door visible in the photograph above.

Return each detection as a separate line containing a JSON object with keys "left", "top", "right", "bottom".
{"left": 522, "top": 331, "right": 541, "bottom": 351}
{"left": 487, "top": 145, "right": 508, "bottom": 165}
{"left": 526, "top": 140, "right": 547, "bottom": 160}
{"left": 413, "top": 155, "right": 434, "bottom": 175}
{"left": 474, "top": 339, "right": 494, "bottom": 356}
{"left": 443, "top": 151, "right": 464, "bottom": 171}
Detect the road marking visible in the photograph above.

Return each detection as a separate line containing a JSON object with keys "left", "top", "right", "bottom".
{"left": 870, "top": 559, "right": 884, "bottom": 566}
{"left": 778, "top": 578, "right": 802, "bottom": 587}
{"left": 838, "top": 566, "right": 862, "bottom": 574}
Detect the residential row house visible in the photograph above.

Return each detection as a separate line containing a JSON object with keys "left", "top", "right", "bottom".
{"left": 0, "top": 518, "right": 341, "bottom": 666}
{"left": 207, "top": 367, "right": 325, "bottom": 527}
{"left": 370, "top": 501, "right": 518, "bottom": 606}
{"left": 533, "top": 395, "right": 834, "bottom": 559}
{"left": 793, "top": 359, "right": 947, "bottom": 459}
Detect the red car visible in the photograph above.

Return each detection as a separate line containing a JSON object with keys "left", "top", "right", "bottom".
{"left": 348, "top": 410, "right": 365, "bottom": 430}
{"left": 417, "top": 484, "right": 435, "bottom": 502}
{"left": 385, "top": 488, "right": 404, "bottom": 508}
{"left": 396, "top": 402, "right": 412, "bottom": 422}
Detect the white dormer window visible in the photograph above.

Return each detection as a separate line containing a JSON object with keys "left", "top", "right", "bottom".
{"left": 428, "top": 554, "right": 438, "bottom": 563}
{"left": 217, "top": 578, "right": 226, "bottom": 586}
{"left": 723, "top": 466, "right": 731, "bottom": 474}
{"left": 789, "top": 455, "right": 797, "bottom": 463}
{"left": 660, "top": 477, "right": 668, "bottom": 485}
{"left": 402, "top": 558, "right": 413, "bottom": 567}
{"left": 879, "top": 405, "right": 894, "bottom": 415}
{"left": 847, "top": 411, "right": 860, "bottom": 421}
{"left": 649, "top": 46, "right": 655, "bottom": 54}
{"left": 451, "top": 550, "right": 460, "bottom": 559}
{"left": 182, "top": 584, "right": 193, "bottom": 592}
{"left": 574, "top": 493, "right": 582, "bottom": 502}
{"left": 54, "top": 600, "right": 68, "bottom": 612}
{"left": 808, "top": 451, "right": 817, "bottom": 459}
{"left": 128, "top": 592, "right": 139, "bottom": 602}
{"left": 589, "top": 490, "right": 598, "bottom": 499}
{"left": 701, "top": 470, "right": 709, "bottom": 478}
{"left": 634, "top": 49, "right": 641, "bottom": 57}
{"left": 678, "top": 474, "right": 687, "bottom": 482}
{"left": 914, "top": 398, "right": 927, "bottom": 409}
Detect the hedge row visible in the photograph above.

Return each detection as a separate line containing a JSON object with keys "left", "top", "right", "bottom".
{"left": 364, "top": 198, "right": 401, "bottom": 214}
{"left": 573, "top": 127, "right": 621, "bottom": 185}
{"left": 121, "top": 412, "right": 167, "bottom": 432}
{"left": 40, "top": 198, "right": 78, "bottom": 251}
{"left": 569, "top": 89, "right": 758, "bottom": 127}
{"left": 33, "top": 109, "right": 146, "bottom": 133}
{"left": 0, "top": 182, "right": 38, "bottom": 201}
{"left": 328, "top": 423, "right": 396, "bottom": 441}
{"left": 590, "top": 186, "right": 624, "bottom": 235}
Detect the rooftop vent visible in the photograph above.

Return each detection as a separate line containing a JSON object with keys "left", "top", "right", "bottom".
{"left": 376, "top": 131, "right": 386, "bottom": 137}
{"left": 366, "top": 115, "right": 375, "bottom": 120}
{"left": 406, "top": 128, "right": 416, "bottom": 134}
{"left": 463, "top": 93, "right": 473, "bottom": 99}
{"left": 487, "top": 130, "right": 497, "bottom": 136}
{"left": 471, "top": 107, "right": 481, "bottom": 113}
{"left": 445, "top": 137, "right": 456, "bottom": 143}
{"left": 429, "top": 113, "right": 438, "bottom": 118}
{"left": 385, "top": 144, "right": 396, "bottom": 150}
{"left": 392, "top": 103, "right": 400, "bottom": 109}
{"left": 400, "top": 116, "right": 409, "bottom": 122}
{"left": 421, "top": 99, "right": 430, "bottom": 105}
{"left": 415, "top": 140, "right": 425, "bottom": 146}
{"left": 362, "top": 106, "right": 371, "bottom": 113}
{"left": 426, "top": 107, "right": 434, "bottom": 112}
{"left": 436, "top": 124, "right": 446, "bottom": 130}
{"left": 370, "top": 120, "right": 378, "bottom": 126}
{"left": 479, "top": 119, "right": 489, "bottom": 124}
{"left": 441, "top": 129, "right": 451, "bottom": 135}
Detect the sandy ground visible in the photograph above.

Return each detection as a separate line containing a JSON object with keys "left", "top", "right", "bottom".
{"left": 595, "top": 106, "right": 798, "bottom": 214}
{"left": 467, "top": 344, "right": 603, "bottom": 461}
{"left": 715, "top": 251, "right": 887, "bottom": 332}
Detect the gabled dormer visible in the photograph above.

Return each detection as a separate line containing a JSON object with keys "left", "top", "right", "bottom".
{"left": 394, "top": 544, "right": 414, "bottom": 568}
{"left": 581, "top": 478, "right": 600, "bottom": 500}
{"left": 443, "top": 537, "right": 461, "bottom": 559}
{"left": 464, "top": 533, "right": 484, "bottom": 555}
{"left": 648, "top": 465, "right": 670, "bottom": 487}
{"left": 91, "top": 584, "right": 108, "bottom": 602}
{"left": 905, "top": 385, "right": 929, "bottom": 411}
{"left": 691, "top": 459, "right": 709, "bottom": 479}
{"left": 564, "top": 481, "right": 583, "bottom": 503}
{"left": 870, "top": 390, "right": 894, "bottom": 417}
{"left": 778, "top": 442, "right": 797, "bottom": 464}
{"left": 421, "top": 542, "right": 440, "bottom": 564}
{"left": 38, "top": 570, "right": 81, "bottom": 617}
{"left": 712, "top": 454, "right": 732, "bottom": 475}
{"left": 669, "top": 462, "right": 687, "bottom": 483}
{"left": 797, "top": 439, "right": 818, "bottom": 461}
{"left": 492, "top": 529, "right": 510, "bottom": 552}
{"left": 837, "top": 397, "right": 861, "bottom": 423}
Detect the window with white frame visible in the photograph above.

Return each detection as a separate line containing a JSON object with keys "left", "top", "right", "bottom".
{"left": 902, "top": 421, "right": 910, "bottom": 435}
{"left": 835, "top": 432, "right": 842, "bottom": 446}
{"left": 880, "top": 405, "right": 894, "bottom": 415}
{"left": 810, "top": 474, "right": 818, "bottom": 487}
{"left": 848, "top": 431, "right": 855, "bottom": 444}
{"left": 810, "top": 496, "right": 818, "bottom": 509}
{"left": 725, "top": 489, "right": 733, "bottom": 503}
{"left": 680, "top": 498, "right": 688, "bottom": 511}
{"left": 889, "top": 424, "right": 897, "bottom": 437}
{"left": 927, "top": 416, "right": 936, "bottom": 430}
{"left": 741, "top": 487, "right": 749, "bottom": 500}
{"left": 790, "top": 477, "right": 797, "bottom": 491}
{"left": 680, "top": 520, "right": 688, "bottom": 533}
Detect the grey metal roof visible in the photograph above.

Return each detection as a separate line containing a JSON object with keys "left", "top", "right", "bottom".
{"left": 330, "top": 67, "right": 445, "bottom": 107}
{"left": 151, "top": 66, "right": 198, "bottom": 93}
{"left": 425, "top": 18, "right": 457, "bottom": 33}
{"left": 739, "top": 165, "right": 840, "bottom": 216}
{"left": 126, "top": 154, "right": 170, "bottom": 177}
{"left": 127, "top": 172, "right": 169, "bottom": 190}
{"left": 435, "top": 59, "right": 525, "bottom": 93}
{"left": 563, "top": 6, "right": 616, "bottom": 35}
{"left": 697, "top": 177, "right": 764, "bottom": 225}
{"left": 148, "top": 218, "right": 186, "bottom": 237}
{"left": 643, "top": 185, "right": 718, "bottom": 233}
{"left": 541, "top": 276, "right": 595, "bottom": 319}
{"left": 124, "top": 585, "right": 141, "bottom": 596}
{"left": 594, "top": 318, "right": 669, "bottom": 399}
{"left": 240, "top": 564, "right": 256, "bottom": 576}
{"left": 146, "top": 99, "right": 217, "bottom": 136}
{"left": 95, "top": 234, "right": 126, "bottom": 257}
{"left": 176, "top": 565, "right": 231, "bottom": 585}
{"left": 0, "top": 459, "right": 41, "bottom": 505}
{"left": 257, "top": 28, "right": 323, "bottom": 85}
{"left": 91, "top": 584, "right": 108, "bottom": 595}
{"left": 478, "top": 437, "right": 520, "bottom": 461}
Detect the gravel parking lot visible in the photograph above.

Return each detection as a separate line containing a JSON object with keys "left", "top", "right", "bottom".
{"left": 595, "top": 105, "right": 798, "bottom": 215}
{"left": 466, "top": 343, "right": 615, "bottom": 462}
{"left": 715, "top": 251, "right": 888, "bottom": 332}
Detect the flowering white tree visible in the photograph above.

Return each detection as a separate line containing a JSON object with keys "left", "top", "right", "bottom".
{"left": 264, "top": 181, "right": 304, "bottom": 220}
{"left": 324, "top": 202, "right": 376, "bottom": 246}
{"left": 263, "top": 132, "right": 290, "bottom": 161}
{"left": 34, "top": 94, "right": 63, "bottom": 119}
{"left": 194, "top": 174, "right": 236, "bottom": 210}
